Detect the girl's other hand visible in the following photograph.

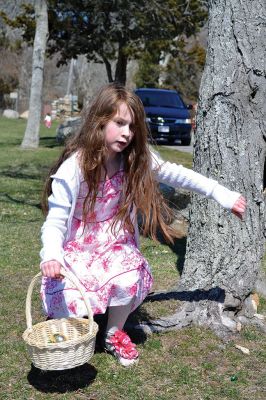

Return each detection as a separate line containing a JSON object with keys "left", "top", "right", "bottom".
{"left": 41, "top": 260, "right": 63, "bottom": 279}
{"left": 232, "top": 195, "right": 247, "bottom": 220}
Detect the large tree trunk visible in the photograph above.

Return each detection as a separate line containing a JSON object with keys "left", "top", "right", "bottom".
{"left": 21, "top": 0, "right": 48, "bottom": 149}
{"left": 114, "top": 44, "right": 127, "bottom": 85}
{"left": 102, "top": 55, "right": 114, "bottom": 83}
{"left": 180, "top": 0, "right": 266, "bottom": 313}
{"left": 137, "top": 0, "right": 266, "bottom": 339}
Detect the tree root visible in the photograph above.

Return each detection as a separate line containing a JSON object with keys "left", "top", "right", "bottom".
{"left": 128, "top": 290, "right": 266, "bottom": 340}
{"left": 238, "top": 315, "right": 266, "bottom": 333}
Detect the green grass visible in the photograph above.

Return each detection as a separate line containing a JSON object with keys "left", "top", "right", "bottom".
{"left": 0, "top": 117, "right": 265, "bottom": 400}
{"left": 151, "top": 142, "right": 193, "bottom": 168}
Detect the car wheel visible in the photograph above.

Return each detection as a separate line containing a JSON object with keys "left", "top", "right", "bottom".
{"left": 181, "top": 138, "right": 191, "bottom": 146}
{"left": 167, "top": 138, "right": 175, "bottom": 145}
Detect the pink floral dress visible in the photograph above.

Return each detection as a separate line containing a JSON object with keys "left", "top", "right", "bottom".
{"left": 41, "top": 170, "right": 153, "bottom": 318}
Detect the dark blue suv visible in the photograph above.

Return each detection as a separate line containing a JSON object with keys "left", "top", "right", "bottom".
{"left": 135, "top": 88, "right": 192, "bottom": 145}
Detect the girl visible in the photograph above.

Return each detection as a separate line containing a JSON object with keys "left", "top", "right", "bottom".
{"left": 40, "top": 83, "right": 246, "bottom": 367}
{"left": 44, "top": 113, "right": 52, "bottom": 128}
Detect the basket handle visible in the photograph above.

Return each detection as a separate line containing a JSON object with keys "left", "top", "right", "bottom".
{"left": 25, "top": 268, "right": 94, "bottom": 334}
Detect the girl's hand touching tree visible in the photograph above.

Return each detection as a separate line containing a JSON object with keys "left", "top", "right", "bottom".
{"left": 232, "top": 196, "right": 247, "bottom": 220}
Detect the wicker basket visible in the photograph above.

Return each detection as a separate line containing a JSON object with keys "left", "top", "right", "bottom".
{"left": 22, "top": 268, "right": 98, "bottom": 370}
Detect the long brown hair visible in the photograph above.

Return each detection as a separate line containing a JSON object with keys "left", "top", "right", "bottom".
{"left": 42, "top": 83, "right": 180, "bottom": 243}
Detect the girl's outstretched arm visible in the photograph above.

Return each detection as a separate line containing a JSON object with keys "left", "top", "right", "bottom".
{"left": 150, "top": 150, "right": 246, "bottom": 214}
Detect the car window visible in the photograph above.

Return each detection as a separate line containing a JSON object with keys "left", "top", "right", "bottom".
{"left": 136, "top": 91, "right": 185, "bottom": 108}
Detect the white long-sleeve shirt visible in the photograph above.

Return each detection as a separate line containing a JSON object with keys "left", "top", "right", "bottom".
{"left": 40, "top": 151, "right": 241, "bottom": 268}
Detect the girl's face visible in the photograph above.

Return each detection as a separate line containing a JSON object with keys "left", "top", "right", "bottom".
{"left": 104, "top": 102, "right": 134, "bottom": 159}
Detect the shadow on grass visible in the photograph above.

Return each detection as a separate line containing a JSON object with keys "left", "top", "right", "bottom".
{"left": 156, "top": 230, "right": 187, "bottom": 275}
{"left": 0, "top": 139, "right": 22, "bottom": 147}
{"left": 93, "top": 309, "right": 149, "bottom": 347}
{"left": 39, "top": 136, "right": 61, "bottom": 148}
{"left": 0, "top": 162, "right": 50, "bottom": 181}
{"left": 126, "top": 306, "right": 151, "bottom": 344}
{"left": 0, "top": 170, "right": 44, "bottom": 180}
{"left": 27, "top": 363, "right": 97, "bottom": 393}
{"left": 170, "top": 236, "right": 187, "bottom": 275}
{"left": 1, "top": 193, "right": 41, "bottom": 209}
{"left": 144, "top": 286, "right": 226, "bottom": 304}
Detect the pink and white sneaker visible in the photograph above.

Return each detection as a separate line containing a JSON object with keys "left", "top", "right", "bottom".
{"left": 104, "top": 330, "right": 139, "bottom": 367}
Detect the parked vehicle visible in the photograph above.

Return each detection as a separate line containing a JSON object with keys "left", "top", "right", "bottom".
{"left": 135, "top": 88, "right": 192, "bottom": 145}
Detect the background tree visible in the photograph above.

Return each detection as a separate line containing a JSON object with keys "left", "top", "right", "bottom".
{"left": 0, "top": 31, "right": 21, "bottom": 110}
{"left": 164, "top": 41, "right": 206, "bottom": 102}
{"left": 134, "top": 45, "right": 162, "bottom": 89}
{"left": 135, "top": 38, "right": 206, "bottom": 102}
{"left": 7, "top": 0, "right": 207, "bottom": 86}
{"left": 140, "top": 0, "right": 266, "bottom": 338}
{"left": 21, "top": 0, "right": 48, "bottom": 149}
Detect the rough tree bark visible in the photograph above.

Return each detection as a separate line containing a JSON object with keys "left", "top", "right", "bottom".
{"left": 21, "top": 0, "right": 48, "bottom": 149}
{"left": 138, "top": 0, "right": 266, "bottom": 339}
{"left": 114, "top": 44, "right": 128, "bottom": 85}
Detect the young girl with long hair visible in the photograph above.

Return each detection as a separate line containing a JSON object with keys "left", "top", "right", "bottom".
{"left": 40, "top": 83, "right": 246, "bottom": 367}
